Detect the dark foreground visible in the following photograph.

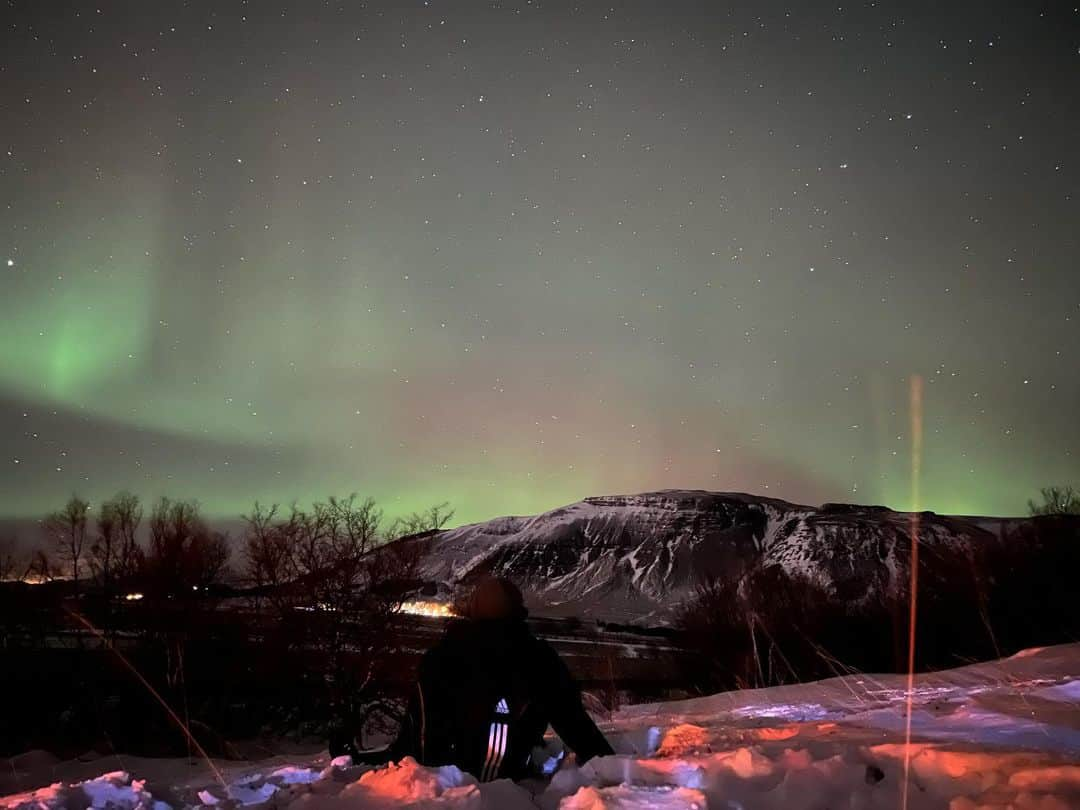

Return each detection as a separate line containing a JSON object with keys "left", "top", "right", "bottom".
{"left": 0, "top": 602, "right": 688, "bottom": 760}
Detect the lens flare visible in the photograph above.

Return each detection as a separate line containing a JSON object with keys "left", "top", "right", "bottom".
{"left": 901, "top": 374, "right": 924, "bottom": 810}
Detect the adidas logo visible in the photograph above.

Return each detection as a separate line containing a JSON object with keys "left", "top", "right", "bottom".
{"left": 483, "top": 698, "right": 511, "bottom": 781}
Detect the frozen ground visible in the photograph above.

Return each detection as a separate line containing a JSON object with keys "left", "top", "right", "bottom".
{"left": 3, "top": 644, "right": 1079, "bottom": 809}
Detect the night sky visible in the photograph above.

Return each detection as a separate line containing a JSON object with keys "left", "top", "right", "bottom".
{"left": 1, "top": 1, "right": 1077, "bottom": 522}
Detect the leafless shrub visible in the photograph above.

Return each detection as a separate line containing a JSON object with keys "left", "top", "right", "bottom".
{"left": 44, "top": 495, "right": 90, "bottom": 597}
{"left": 143, "top": 497, "right": 230, "bottom": 598}
{"left": 1029, "top": 485, "right": 1080, "bottom": 516}
{"left": 241, "top": 494, "right": 446, "bottom": 743}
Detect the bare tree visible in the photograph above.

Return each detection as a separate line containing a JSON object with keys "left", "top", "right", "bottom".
{"left": 241, "top": 494, "right": 442, "bottom": 746}
{"left": 386, "top": 501, "right": 455, "bottom": 541}
{"left": 188, "top": 528, "right": 230, "bottom": 589}
{"left": 1028, "top": 485, "right": 1080, "bottom": 516}
{"left": 242, "top": 502, "right": 295, "bottom": 613}
{"left": 145, "top": 497, "right": 230, "bottom": 598}
{"left": 0, "top": 535, "right": 22, "bottom": 582}
{"left": 140, "top": 497, "right": 232, "bottom": 697}
{"left": 44, "top": 495, "right": 90, "bottom": 598}
{"left": 110, "top": 491, "right": 144, "bottom": 586}
{"left": 91, "top": 500, "right": 118, "bottom": 598}
{"left": 27, "top": 548, "right": 61, "bottom": 583}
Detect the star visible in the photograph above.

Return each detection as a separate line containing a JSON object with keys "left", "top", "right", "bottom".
{"left": 0, "top": 0, "right": 1073, "bottom": 522}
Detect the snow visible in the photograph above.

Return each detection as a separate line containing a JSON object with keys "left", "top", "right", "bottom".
{"left": 0, "top": 771, "right": 168, "bottom": 810}
{"left": 271, "top": 767, "right": 324, "bottom": 786}
{"left": 558, "top": 785, "right": 706, "bottom": 810}
{"left": 3, "top": 644, "right": 1080, "bottom": 810}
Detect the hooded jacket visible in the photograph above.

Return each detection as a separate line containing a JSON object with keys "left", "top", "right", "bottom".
{"left": 348, "top": 588, "right": 614, "bottom": 781}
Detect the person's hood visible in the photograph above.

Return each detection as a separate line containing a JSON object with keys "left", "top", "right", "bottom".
{"left": 454, "top": 576, "right": 528, "bottom": 621}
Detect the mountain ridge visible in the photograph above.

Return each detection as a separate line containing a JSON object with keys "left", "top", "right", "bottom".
{"left": 395, "top": 488, "right": 1068, "bottom": 624}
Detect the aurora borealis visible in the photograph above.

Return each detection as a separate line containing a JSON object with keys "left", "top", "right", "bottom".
{"left": 1, "top": 1, "right": 1077, "bottom": 522}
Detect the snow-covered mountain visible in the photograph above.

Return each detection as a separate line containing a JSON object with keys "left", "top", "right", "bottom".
{"left": 398, "top": 490, "right": 1062, "bottom": 624}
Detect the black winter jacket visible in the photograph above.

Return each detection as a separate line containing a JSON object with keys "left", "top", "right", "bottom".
{"left": 359, "top": 617, "right": 613, "bottom": 781}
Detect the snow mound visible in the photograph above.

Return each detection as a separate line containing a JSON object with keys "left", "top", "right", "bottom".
{"left": 341, "top": 757, "right": 475, "bottom": 807}
{"left": 559, "top": 785, "right": 706, "bottom": 809}
{"left": 1, "top": 771, "right": 167, "bottom": 810}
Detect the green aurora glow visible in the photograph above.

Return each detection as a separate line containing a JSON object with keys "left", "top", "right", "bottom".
{"left": 2, "top": 2, "right": 1077, "bottom": 523}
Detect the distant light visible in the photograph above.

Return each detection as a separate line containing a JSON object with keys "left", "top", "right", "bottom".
{"left": 125, "top": 592, "right": 144, "bottom": 601}
{"left": 399, "top": 600, "right": 455, "bottom": 618}
{"left": 5, "top": 259, "right": 13, "bottom": 267}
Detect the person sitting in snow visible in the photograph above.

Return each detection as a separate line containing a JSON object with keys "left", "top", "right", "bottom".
{"left": 330, "top": 576, "right": 614, "bottom": 781}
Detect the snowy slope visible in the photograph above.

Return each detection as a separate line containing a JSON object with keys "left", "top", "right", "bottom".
{"left": 5, "top": 643, "right": 1079, "bottom": 809}
{"left": 398, "top": 490, "right": 1035, "bottom": 623}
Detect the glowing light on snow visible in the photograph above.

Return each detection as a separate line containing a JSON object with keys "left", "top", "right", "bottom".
{"left": 731, "top": 702, "right": 835, "bottom": 722}
{"left": 11, "top": 647, "right": 1080, "bottom": 810}
{"left": 398, "top": 600, "right": 456, "bottom": 618}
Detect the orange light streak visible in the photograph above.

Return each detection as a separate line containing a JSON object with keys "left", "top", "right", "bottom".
{"left": 901, "top": 374, "right": 923, "bottom": 810}
{"left": 64, "top": 608, "right": 232, "bottom": 798}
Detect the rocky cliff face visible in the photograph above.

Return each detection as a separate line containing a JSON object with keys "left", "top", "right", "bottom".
{"left": 400, "top": 490, "right": 1051, "bottom": 624}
